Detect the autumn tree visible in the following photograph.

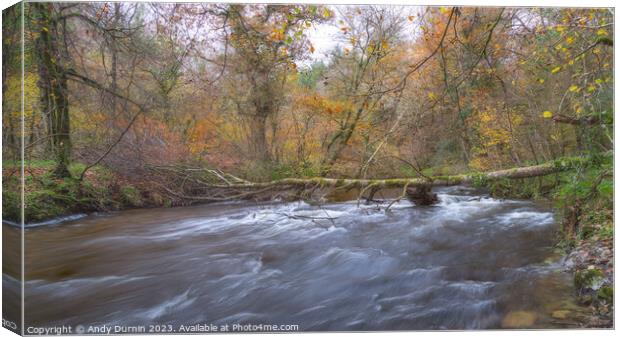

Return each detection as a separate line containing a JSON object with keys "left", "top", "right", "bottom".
{"left": 25, "top": 3, "right": 156, "bottom": 177}
{"left": 4, "top": 4, "right": 613, "bottom": 192}
{"left": 206, "top": 4, "right": 328, "bottom": 166}
{"left": 2, "top": 4, "right": 22, "bottom": 158}
{"left": 30, "top": 2, "right": 72, "bottom": 177}
{"left": 319, "top": 6, "right": 407, "bottom": 175}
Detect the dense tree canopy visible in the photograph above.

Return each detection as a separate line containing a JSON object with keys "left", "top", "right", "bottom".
{"left": 2, "top": 4, "right": 613, "bottom": 184}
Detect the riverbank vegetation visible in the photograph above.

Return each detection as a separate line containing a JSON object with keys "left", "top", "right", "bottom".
{"left": 2, "top": 160, "right": 168, "bottom": 223}
{"left": 2, "top": 3, "right": 613, "bottom": 326}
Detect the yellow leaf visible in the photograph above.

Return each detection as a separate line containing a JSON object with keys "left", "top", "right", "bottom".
{"left": 381, "top": 40, "right": 389, "bottom": 49}
{"left": 568, "top": 85, "right": 579, "bottom": 92}
{"left": 568, "top": 59, "right": 574, "bottom": 65}
{"left": 428, "top": 92, "right": 436, "bottom": 100}
{"left": 542, "top": 111, "right": 553, "bottom": 118}
{"left": 538, "top": 78, "right": 545, "bottom": 84}
{"left": 597, "top": 28, "right": 608, "bottom": 36}
{"left": 595, "top": 78, "right": 603, "bottom": 84}
{"left": 587, "top": 85, "right": 596, "bottom": 92}
{"left": 439, "top": 7, "right": 451, "bottom": 15}
{"left": 565, "top": 36, "right": 574, "bottom": 44}
{"left": 576, "top": 106, "right": 583, "bottom": 115}
{"left": 323, "top": 8, "right": 331, "bottom": 18}
{"left": 555, "top": 26, "right": 565, "bottom": 32}
{"left": 551, "top": 66, "right": 561, "bottom": 74}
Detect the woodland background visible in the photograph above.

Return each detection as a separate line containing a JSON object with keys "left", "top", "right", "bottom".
{"left": 1, "top": 3, "right": 613, "bottom": 223}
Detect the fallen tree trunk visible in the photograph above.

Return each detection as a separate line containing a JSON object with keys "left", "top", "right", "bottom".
{"left": 226, "top": 156, "right": 582, "bottom": 189}
{"left": 151, "top": 155, "right": 594, "bottom": 205}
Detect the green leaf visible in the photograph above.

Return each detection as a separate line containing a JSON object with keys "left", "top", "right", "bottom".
{"left": 597, "top": 180, "right": 612, "bottom": 197}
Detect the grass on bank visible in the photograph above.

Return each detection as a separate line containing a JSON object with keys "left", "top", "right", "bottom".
{"left": 2, "top": 160, "right": 151, "bottom": 223}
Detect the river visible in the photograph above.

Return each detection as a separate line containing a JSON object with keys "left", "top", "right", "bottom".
{"left": 3, "top": 186, "right": 582, "bottom": 331}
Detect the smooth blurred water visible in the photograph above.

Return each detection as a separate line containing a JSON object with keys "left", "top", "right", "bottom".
{"left": 3, "top": 186, "right": 580, "bottom": 331}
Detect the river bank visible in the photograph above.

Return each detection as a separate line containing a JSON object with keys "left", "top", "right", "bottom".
{"left": 486, "top": 169, "right": 614, "bottom": 328}
{"left": 2, "top": 160, "right": 168, "bottom": 224}
{"left": 563, "top": 236, "right": 614, "bottom": 327}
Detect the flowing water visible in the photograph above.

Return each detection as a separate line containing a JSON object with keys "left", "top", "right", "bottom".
{"left": 3, "top": 186, "right": 582, "bottom": 331}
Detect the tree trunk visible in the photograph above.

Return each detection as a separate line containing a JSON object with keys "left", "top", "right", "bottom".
{"left": 249, "top": 113, "right": 270, "bottom": 163}
{"left": 239, "top": 158, "right": 578, "bottom": 190}
{"left": 162, "top": 155, "right": 598, "bottom": 204}
{"left": 245, "top": 68, "right": 277, "bottom": 164}
{"left": 2, "top": 5, "right": 19, "bottom": 158}
{"left": 110, "top": 3, "right": 120, "bottom": 115}
{"left": 33, "top": 2, "right": 72, "bottom": 178}
{"left": 322, "top": 107, "right": 363, "bottom": 174}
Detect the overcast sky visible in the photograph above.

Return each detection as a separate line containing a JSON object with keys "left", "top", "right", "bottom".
{"left": 300, "top": 5, "right": 421, "bottom": 67}
{"left": 304, "top": 21, "right": 341, "bottom": 65}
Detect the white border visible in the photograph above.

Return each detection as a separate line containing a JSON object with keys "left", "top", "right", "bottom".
{"left": 0, "top": 1, "right": 616, "bottom": 337}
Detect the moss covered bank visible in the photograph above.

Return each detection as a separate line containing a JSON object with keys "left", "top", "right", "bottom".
{"left": 2, "top": 160, "right": 168, "bottom": 224}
